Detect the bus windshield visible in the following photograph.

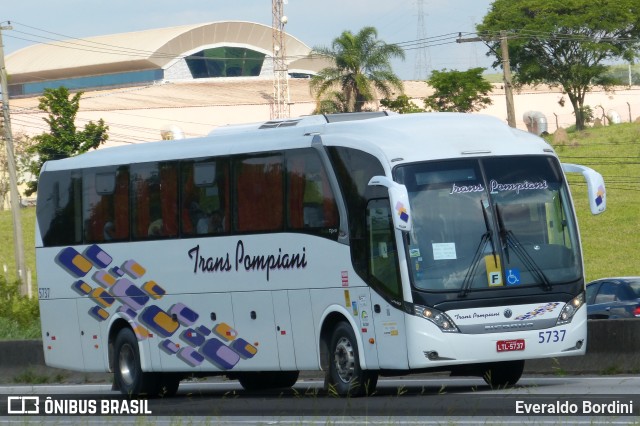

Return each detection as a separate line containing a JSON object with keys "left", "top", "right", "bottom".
{"left": 395, "top": 156, "right": 581, "bottom": 293}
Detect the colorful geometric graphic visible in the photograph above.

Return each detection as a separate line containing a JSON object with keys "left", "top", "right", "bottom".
{"left": 160, "top": 339, "right": 180, "bottom": 355}
{"left": 230, "top": 338, "right": 258, "bottom": 359}
{"left": 595, "top": 185, "right": 605, "bottom": 207}
{"left": 139, "top": 305, "right": 179, "bottom": 338}
{"left": 59, "top": 244, "right": 259, "bottom": 371}
{"left": 111, "top": 278, "right": 150, "bottom": 311}
{"left": 201, "top": 338, "right": 240, "bottom": 370}
{"left": 89, "top": 305, "right": 109, "bottom": 322}
{"left": 142, "top": 281, "right": 165, "bottom": 299}
{"left": 180, "top": 328, "right": 206, "bottom": 347}
{"left": 93, "top": 270, "right": 117, "bottom": 287}
{"left": 515, "top": 302, "right": 560, "bottom": 320}
{"left": 85, "top": 245, "right": 112, "bottom": 269}
{"left": 213, "top": 322, "right": 238, "bottom": 341}
{"left": 72, "top": 280, "right": 92, "bottom": 296}
{"left": 122, "top": 260, "right": 146, "bottom": 278}
{"left": 395, "top": 201, "right": 409, "bottom": 223}
{"left": 90, "top": 287, "right": 115, "bottom": 308}
{"left": 178, "top": 347, "right": 205, "bottom": 367}
{"left": 58, "top": 247, "right": 92, "bottom": 277}
{"left": 170, "top": 303, "right": 199, "bottom": 327}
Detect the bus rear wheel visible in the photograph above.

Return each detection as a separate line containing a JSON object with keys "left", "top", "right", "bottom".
{"left": 482, "top": 360, "right": 525, "bottom": 388}
{"left": 114, "top": 327, "right": 178, "bottom": 396}
{"left": 237, "top": 371, "right": 299, "bottom": 391}
{"left": 325, "top": 322, "right": 378, "bottom": 397}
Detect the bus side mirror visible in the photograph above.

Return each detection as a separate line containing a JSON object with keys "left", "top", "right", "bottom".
{"left": 368, "top": 176, "right": 412, "bottom": 231}
{"left": 561, "top": 163, "right": 606, "bottom": 215}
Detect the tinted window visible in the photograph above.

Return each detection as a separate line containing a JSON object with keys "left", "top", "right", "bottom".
{"left": 367, "top": 199, "right": 402, "bottom": 300}
{"left": 83, "top": 166, "right": 129, "bottom": 243}
{"left": 181, "top": 159, "right": 229, "bottom": 236}
{"left": 594, "top": 282, "right": 617, "bottom": 304}
{"left": 131, "top": 162, "right": 178, "bottom": 240}
{"left": 286, "top": 149, "right": 339, "bottom": 239}
{"left": 234, "top": 153, "right": 284, "bottom": 233}
{"left": 327, "top": 147, "right": 387, "bottom": 282}
{"left": 37, "top": 170, "right": 82, "bottom": 247}
{"left": 586, "top": 282, "right": 600, "bottom": 305}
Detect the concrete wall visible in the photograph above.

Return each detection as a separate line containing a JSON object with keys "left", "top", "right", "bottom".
{"left": 0, "top": 320, "right": 638, "bottom": 382}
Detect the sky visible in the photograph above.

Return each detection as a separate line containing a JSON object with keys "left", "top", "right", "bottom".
{"left": 1, "top": 0, "right": 496, "bottom": 80}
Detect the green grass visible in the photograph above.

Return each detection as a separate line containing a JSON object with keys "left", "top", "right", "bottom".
{"left": 0, "top": 206, "right": 37, "bottom": 285}
{"left": 548, "top": 122, "right": 640, "bottom": 281}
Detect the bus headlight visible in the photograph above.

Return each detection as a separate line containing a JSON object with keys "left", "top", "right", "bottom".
{"left": 413, "top": 305, "right": 459, "bottom": 333}
{"left": 556, "top": 292, "right": 585, "bottom": 326}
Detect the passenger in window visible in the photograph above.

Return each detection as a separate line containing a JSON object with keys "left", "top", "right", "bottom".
{"left": 196, "top": 209, "right": 224, "bottom": 234}
{"left": 103, "top": 219, "right": 115, "bottom": 241}
{"left": 196, "top": 213, "right": 211, "bottom": 235}
{"left": 148, "top": 215, "right": 163, "bottom": 237}
{"left": 188, "top": 198, "right": 205, "bottom": 231}
{"left": 210, "top": 209, "right": 224, "bottom": 233}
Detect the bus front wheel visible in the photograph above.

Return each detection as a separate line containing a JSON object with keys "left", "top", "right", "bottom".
{"left": 114, "top": 328, "right": 166, "bottom": 396}
{"left": 325, "top": 322, "right": 378, "bottom": 396}
{"left": 482, "top": 360, "right": 525, "bottom": 388}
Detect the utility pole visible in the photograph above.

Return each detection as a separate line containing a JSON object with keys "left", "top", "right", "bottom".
{"left": 457, "top": 31, "right": 517, "bottom": 128}
{"left": 271, "top": 0, "right": 290, "bottom": 119}
{"left": 413, "top": 0, "right": 431, "bottom": 81}
{"left": 499, "top": 31, "right": 516, "bottom": 128}
{"left": 0, "top": 22, "right": 27, "bottom": 293}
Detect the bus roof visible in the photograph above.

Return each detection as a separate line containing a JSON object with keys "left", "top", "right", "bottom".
{"left": 40, "top": 112, "right": 554, "bottom": 173}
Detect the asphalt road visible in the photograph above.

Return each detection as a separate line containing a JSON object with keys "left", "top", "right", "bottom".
{"left": 1, "top": 375, "right": 640, "bottom": 424}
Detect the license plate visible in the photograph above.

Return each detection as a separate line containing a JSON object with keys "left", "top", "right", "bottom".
{"left": 496, "top": 339, "right": 525, "bottom": 352}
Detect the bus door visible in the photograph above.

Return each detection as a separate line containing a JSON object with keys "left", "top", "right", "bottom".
{"left": 367, "top": 199, "right": 409, "bottom": 369}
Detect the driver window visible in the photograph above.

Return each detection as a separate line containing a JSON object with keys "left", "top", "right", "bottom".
{"left": 367, "top": 199, "right": 402, "bottom": 301}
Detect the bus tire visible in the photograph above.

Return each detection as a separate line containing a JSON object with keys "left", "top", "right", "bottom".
{"left": 237, "top": 371, "right": 299, "bottom": 391}
{"left": 113, "top": 327, "right": 158, "bottom": 396}
{"left": 326, "top": 322, "right": 378, "bottom": 397}
{"left": 482, "top": 360, "right": 525, "bottom": 388}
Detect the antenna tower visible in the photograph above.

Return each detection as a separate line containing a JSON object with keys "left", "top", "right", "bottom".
{"left": 413, "top": 0, "right": 431, "bottom": 81}
{"left": 271, "top": 0, "right": 290, "bottom": 119}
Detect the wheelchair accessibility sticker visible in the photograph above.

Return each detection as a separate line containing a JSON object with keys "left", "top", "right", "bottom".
{"left": 506, "top": 269, "right": 521, "bottom": 285}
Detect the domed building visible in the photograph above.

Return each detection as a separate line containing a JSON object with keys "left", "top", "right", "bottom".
{"left": 6, "top": 21, "right": 329, "bottom": 97}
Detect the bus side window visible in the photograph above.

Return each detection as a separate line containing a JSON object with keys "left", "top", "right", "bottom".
{"left": 37, "top": 170, "right": 82, "bottom": 247}
{"left": 180, "top": 159, "right": 229, "bottom": 236}
{"left": 286, "top": 149, "right": 339, "bottom": 239}
{"left": 233, "top": 153, "right": 284, "bottom": 233}
{"left": 366, "top": 199, "right": 402, "bottom": 301}
{"left": 131, "top": 162, "right": 178, "bottom": 240}
{"left": 82, "top": 166, "right": 129, "bottom": 243}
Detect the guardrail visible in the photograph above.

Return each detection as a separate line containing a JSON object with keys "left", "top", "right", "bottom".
{"left": 0, "top": 320, "right": 638, "bottom": 381}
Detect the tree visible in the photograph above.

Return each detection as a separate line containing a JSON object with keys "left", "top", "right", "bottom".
{"left": 310, "top": 27, "right": 405, "bottom": 112}
{"left": 380, "top": 94, "right": 425, "bottom": 114}
{"left": 24, "top": 87, "right": 109, "bottom": 195}
{"left": 477, "top": 0, "right": 640, "bottom": 130}
{"left": 424, "top": 68, "right": 493, "bottom": 112}
{"left": 0, "top": 131, "right": 34, "bottom": 209}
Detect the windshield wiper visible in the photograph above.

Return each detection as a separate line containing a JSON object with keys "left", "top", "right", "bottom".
{"left": 495, "top": 205, "right": 553, "bottom": 291}
{"left": 459, "top": 200, "right": 496, "bottom": 298}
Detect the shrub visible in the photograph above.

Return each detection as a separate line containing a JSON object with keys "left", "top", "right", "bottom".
{"left": 0, "top": 276, "right": 41, "bottom": 339}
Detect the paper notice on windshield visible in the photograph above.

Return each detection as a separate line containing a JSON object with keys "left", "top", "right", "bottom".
{"left": 432, "top": 243, "right": 457, "bottom": 260}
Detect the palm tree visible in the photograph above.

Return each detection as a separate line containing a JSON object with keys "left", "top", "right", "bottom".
{"left": 310, "top": 27, "right": 405, "bottom": 113}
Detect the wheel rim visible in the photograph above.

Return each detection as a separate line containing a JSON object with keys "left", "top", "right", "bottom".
{"left": 333, "top": 336, "right": 355, "bottom": 383}
{"left": 118, "top": 343, "right": 136, "bottom": 387}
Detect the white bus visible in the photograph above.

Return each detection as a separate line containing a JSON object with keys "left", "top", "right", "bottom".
{"left": 35, "top": 112, "right": 606, "bottom": 397}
